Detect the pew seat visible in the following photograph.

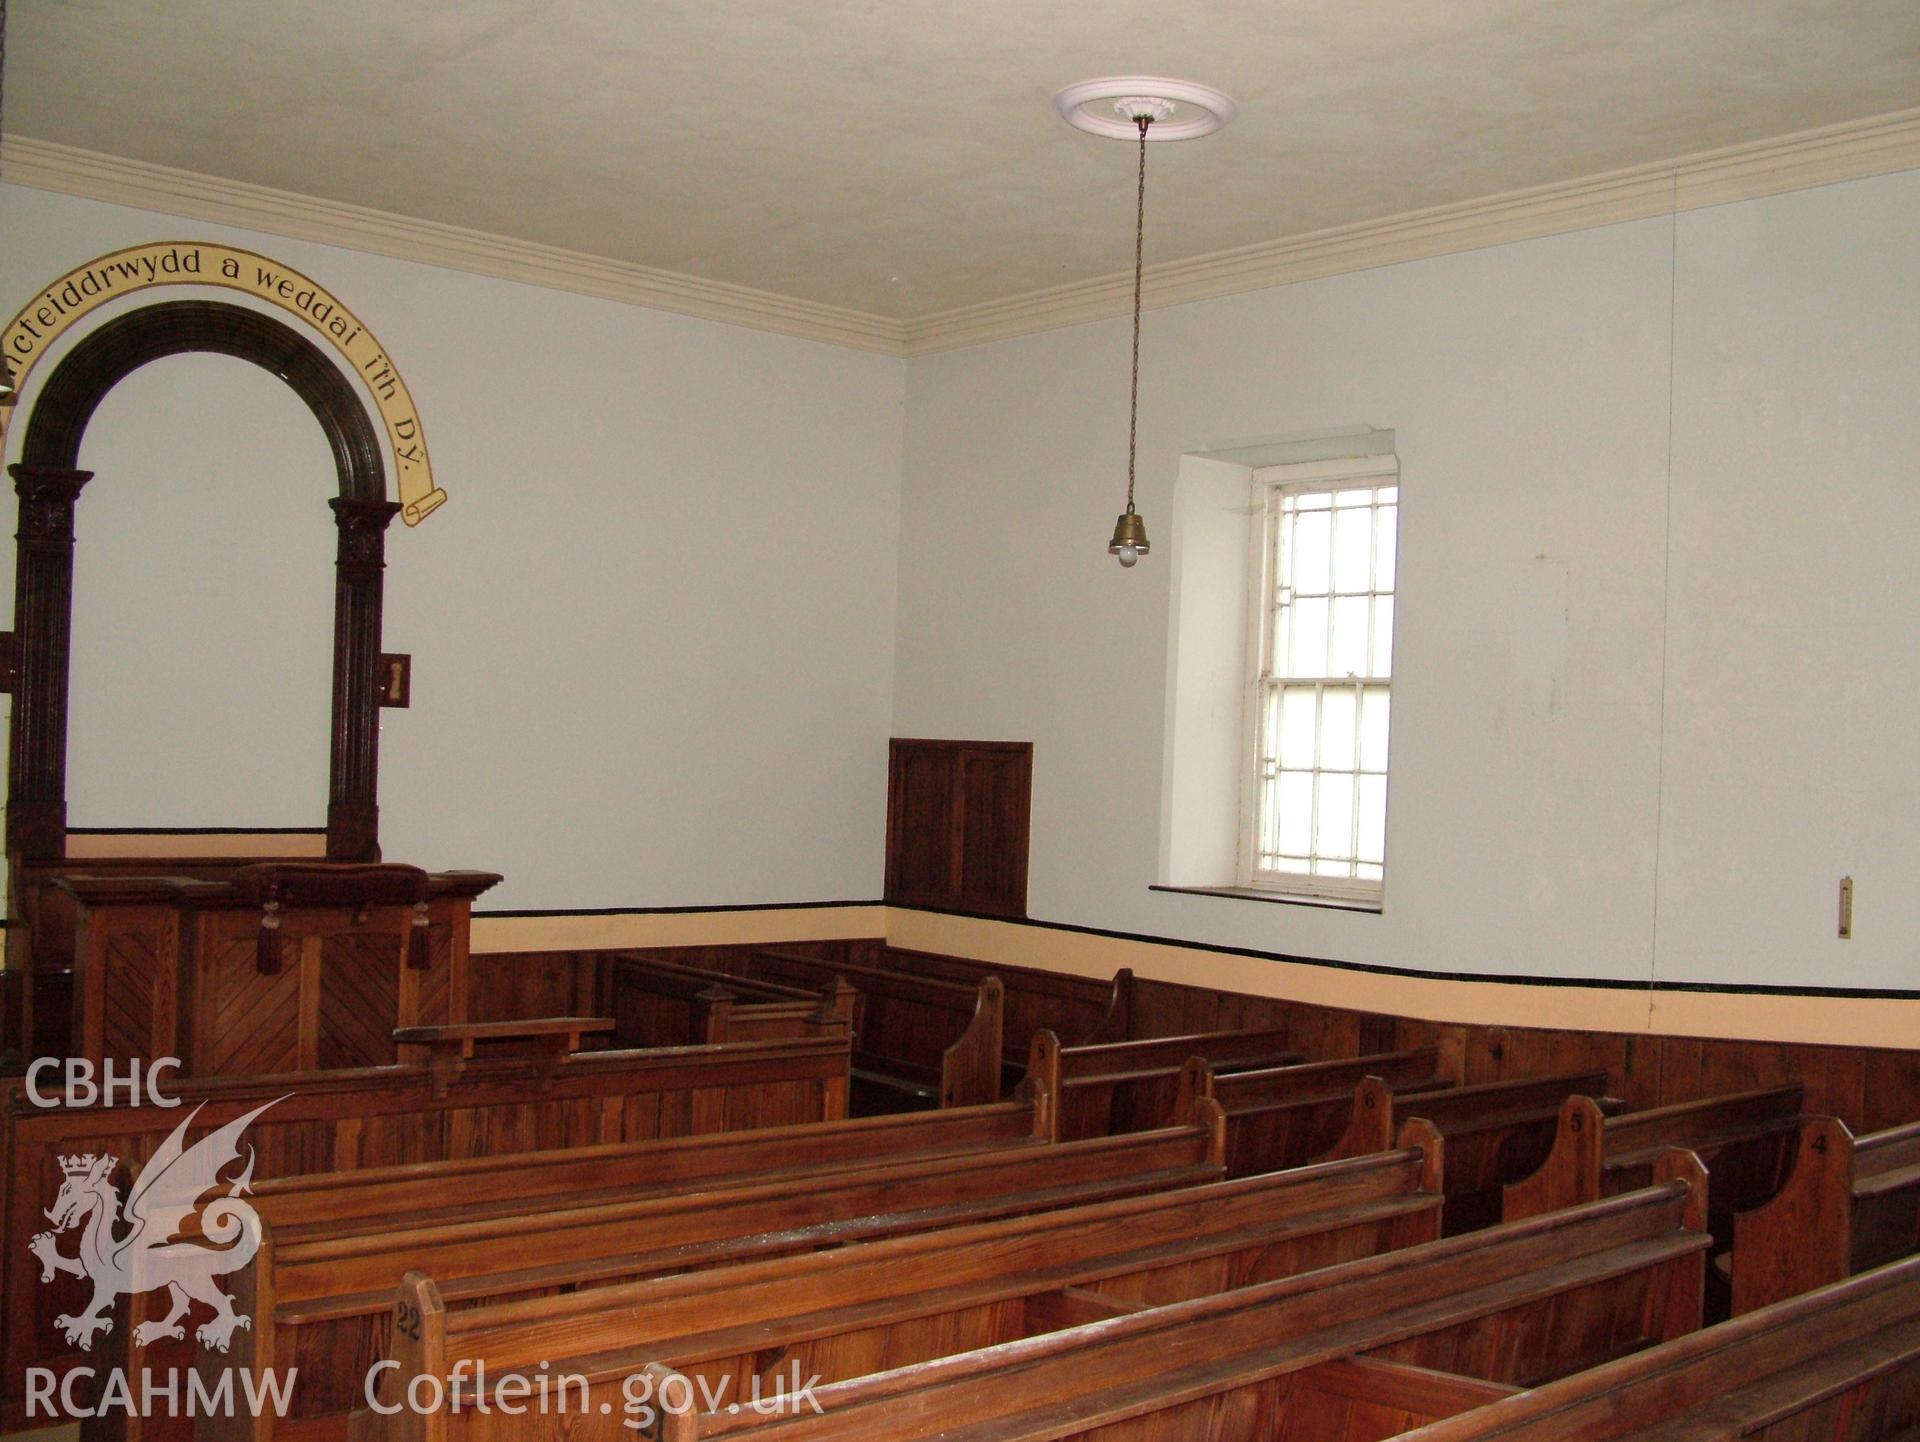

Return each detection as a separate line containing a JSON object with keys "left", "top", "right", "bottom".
{"left": 869, "top": 947, "right": 1132, "bottom": 1067}
{"left": 724, "top": 948, "right": 1004, "bottom": 1109}
{"left": 375, "top": 1133, "right": 1447, "bottom": 1442}
{"left": 1731, "top": 1115, "right": 1920, "bottom": 1315}
{"left": 1028, "top": 1025, "right": 1304, "bottom": 1142}
{"left": 1394, "top": 1252, "right": 1920, "bottom": 1440}
{"left": 604, "top": 954, "right": 852, "bottom": 1049}
{"left": 1338, "top": 1071, "right": 1624, "bottom": 1234}
{"left": 249, "top": 1089, "right": 1052, "bottom": 1239}
{"left": 1504, "top": 1084, "right": 1809, "bottom": 1315}
{"left": 1177, "top": 1048, "right": 1459, "bottom": 1177}
{"left": 3, "top": 1033, "right": 852, "bottom": 1431}
{"left": 198, "top": 1114, "right": 1229, "bottom": 1438}
{"left": 631, "top": 1154, "right": 1709, "bottom": 1442}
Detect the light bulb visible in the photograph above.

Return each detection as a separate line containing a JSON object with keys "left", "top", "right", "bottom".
{"left": 1117, "top": 545, "right": 1139, "bottom": 568}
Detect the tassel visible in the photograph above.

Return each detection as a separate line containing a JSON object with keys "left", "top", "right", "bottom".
{"left": 257, "top": 900, "right": 284, "bottom": 975}
{"left": 407, "top": 901, "right": 431, "bottom": 970}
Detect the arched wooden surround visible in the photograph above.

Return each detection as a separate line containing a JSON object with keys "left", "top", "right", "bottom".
{"left": 5, "top": 299, "right": 400, "bottom": 862}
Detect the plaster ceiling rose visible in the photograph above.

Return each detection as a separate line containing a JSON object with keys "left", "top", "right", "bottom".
{"left": 1052, "top": 77, "right": 1238, "bottom": 142}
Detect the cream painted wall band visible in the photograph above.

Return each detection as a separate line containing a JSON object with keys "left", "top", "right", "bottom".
{"left": 471, "top": 904, "right": 888, "bottom": 954}
{"left": 886, "top": 908, "right": 1920, "bottom": 1052}
{"left": 0, "top": 241, "right": 446, "bottom": 524}
{"left": 466, "top": 899, "right": 1918, "bottom": 1051}
{"left": 4, "top": 106, "right": 1918, "bottom": 359}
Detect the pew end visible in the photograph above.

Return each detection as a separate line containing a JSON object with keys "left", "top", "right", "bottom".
{"left": 938, "top": 976, "right": 1005, "bottom": 1108}
{"left": 1009, "top": 1067, "right": 1056, "bottom": 1141}
{"left": 1398, "top": 1116, "right": 1447, "bottom": 1201}
{"left": 635, "top": 1361, "right": 698, "bottom": 1442}
{"left": 385, "top": 1272, "right": 447, "bottom": 1442}
{"left": 1173, "top": 1054, "right": 1212, "bottom": 1123}
{"left": 1501, "top": 1093, "right": 1608, "bottom": 1222}
{"left": 693, "top": 984, "right": 735, "bottom": 1044}
{"left": 1655, "top": 1144, "right": 1712, "bottom": 1234}
{"left": 192, "top": 1209, "right": 277, "bottom": 1442}
{"left": 1187, "top": 1093, "right": 1228, "bottom": 1169}
{"left": 1652, "top": 1145, "right": 1712, "bottom": 1338}
{"left": 814, "top": 975, "right": 857, "bottom": 1032}
{"left": 1326, "top": 1076, "right": 1396, "bottom": 1160}
{"left": 1023, "top": 1029, "right": 1063, "bottom": 1142}
{"left": 1730, "top": 1114, "right": 1858, "bottom": 1316}
{"left": 1088, "top": 967, "right": 1134, "bottom": 1044}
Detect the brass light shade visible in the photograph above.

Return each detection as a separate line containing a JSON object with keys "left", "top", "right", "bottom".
{"left": 1108, "top": 508, "right": 1150, "bottom": 567}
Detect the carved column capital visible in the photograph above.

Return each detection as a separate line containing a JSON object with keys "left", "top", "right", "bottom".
{"left": 330, "top": 498, "right": 402, "bottom": 574}
{"left": 11, "top": 465, "right": 93, "bottom": 551}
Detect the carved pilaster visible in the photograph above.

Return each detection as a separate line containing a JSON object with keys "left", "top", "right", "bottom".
{"left": 327, "top": 498, "right": 401, "bottom": 861}
{"left": 7, "top": 465, "right": 93, "bottom": 860}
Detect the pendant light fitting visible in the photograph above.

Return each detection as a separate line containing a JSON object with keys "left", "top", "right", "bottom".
{"left": 1056, "top": 79, "right": 1235, "bottom": 568}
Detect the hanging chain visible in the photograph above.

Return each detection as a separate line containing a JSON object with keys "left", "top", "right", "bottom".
{"left": 1125, "top": 112, "right": 1150, "bottom": 515}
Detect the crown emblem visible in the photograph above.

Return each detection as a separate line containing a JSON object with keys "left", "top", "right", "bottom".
{"left": 58, "top": 1153, "right": 113, "bottom": 1178}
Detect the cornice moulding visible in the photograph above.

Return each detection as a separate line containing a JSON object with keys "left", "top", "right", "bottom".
{"left": 4, "top": 105, "right": 1917, "bottom": 360}
{"left": 0, "top": 138, "right": 913, "bottom": 357}
{"left": 903, "top": 105, "right": 1920, "bottom": 355}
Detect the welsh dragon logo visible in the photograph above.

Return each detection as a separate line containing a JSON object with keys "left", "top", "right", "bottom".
{"left": 28, "top": 1099, "right": 281, "bottom": 1352}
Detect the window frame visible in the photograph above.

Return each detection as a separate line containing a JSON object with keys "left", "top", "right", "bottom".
{"left": 1238, "top": 453, "right": 1399, "bottom": 905}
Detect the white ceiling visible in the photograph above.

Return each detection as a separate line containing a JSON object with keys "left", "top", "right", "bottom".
{"left": 10, "top": 1, "right": 1920, "bottom": 320}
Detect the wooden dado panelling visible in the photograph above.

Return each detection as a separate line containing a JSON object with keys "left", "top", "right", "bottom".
{"left": 468, "top": 938, "right": 876, "bottom": 1025}
{"left": 472, "top": 939, "right": 1920, "bottom": 1135}
{"left": 885, "top": 739, "right": 1032, "bottom": 918}
{"left": 1086, "top": 962, "right": 1920, "bottom": 1136}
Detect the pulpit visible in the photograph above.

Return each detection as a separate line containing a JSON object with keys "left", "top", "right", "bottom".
{"left": 0, "top": 300, "right": 501, "bottom": 1074}
{"left": 53, "top": 862, "right": 500, "bottom": 1075}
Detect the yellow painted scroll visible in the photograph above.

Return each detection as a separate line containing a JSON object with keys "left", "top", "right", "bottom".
{"left": 0, "top": 242, "right": 445, "bottom": 525}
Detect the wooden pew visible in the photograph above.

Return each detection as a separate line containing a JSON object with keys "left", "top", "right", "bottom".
{"left": 871, "top": 946, "right": 1133, "bottom": 1059}
{"left": 1393, "top": 1252, "right": 1920, "bottom": 1440}
{"left": 725, "top": 948, "right": 1004, "bottom": 1109}
{"left": 1504, "top": 1084, "right": 1806, "bottom": 1221}
{"left": 1177, "top": 1047, "right": 1459, "bottom": 1177}
{"left": 199, "top": 1112, "right": 1230, "bottom": 1440}
{"left": 376, "top": 1128, "right": 1447, "bottom": 1442}
{"left": 604, "top": 954, "right": 852, "bottom": 1049}
{"left": 1329, "top": 1071, "right": 1623, "bottom": 1234}
{"left": 628, "top": 1155, "right": 1709, "bottom": 1442}
{"left": 1028, "top": 1026, "right": 1304, "bottom": 1142}
{"left": 1730, "top": 1115, "right": 1920, "bottom": 1315}
{"left": 250, "top": 1092, "right": 1052, "bottom": 1235}
{"left": 1, "top": 1034, "right": 851, "bottom": 1430}
{"left": 1502, "top": 1083, "right": 1808, "bottom": 1314}
{"left": 87, "top": 1093, "right": 1062, "bottom": 1440}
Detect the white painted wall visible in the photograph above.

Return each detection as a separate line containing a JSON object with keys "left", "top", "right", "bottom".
{"left": 6, "top": 165, "right": 1913, "bottom": 992}
{"left": 67, "top": 355, "right": 340, "bottom": 829}
{"left": 0, "top": 184, "right": 905, "bottom": 910}
{"left": 1158, "top": 454, "right": 1252, "bottom": 889}
{"left": 1654, "top": 174, "right": 1920, "bottom": 993}
{"left": 895, "top": 170, "right": 1920, "bottom": 993}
